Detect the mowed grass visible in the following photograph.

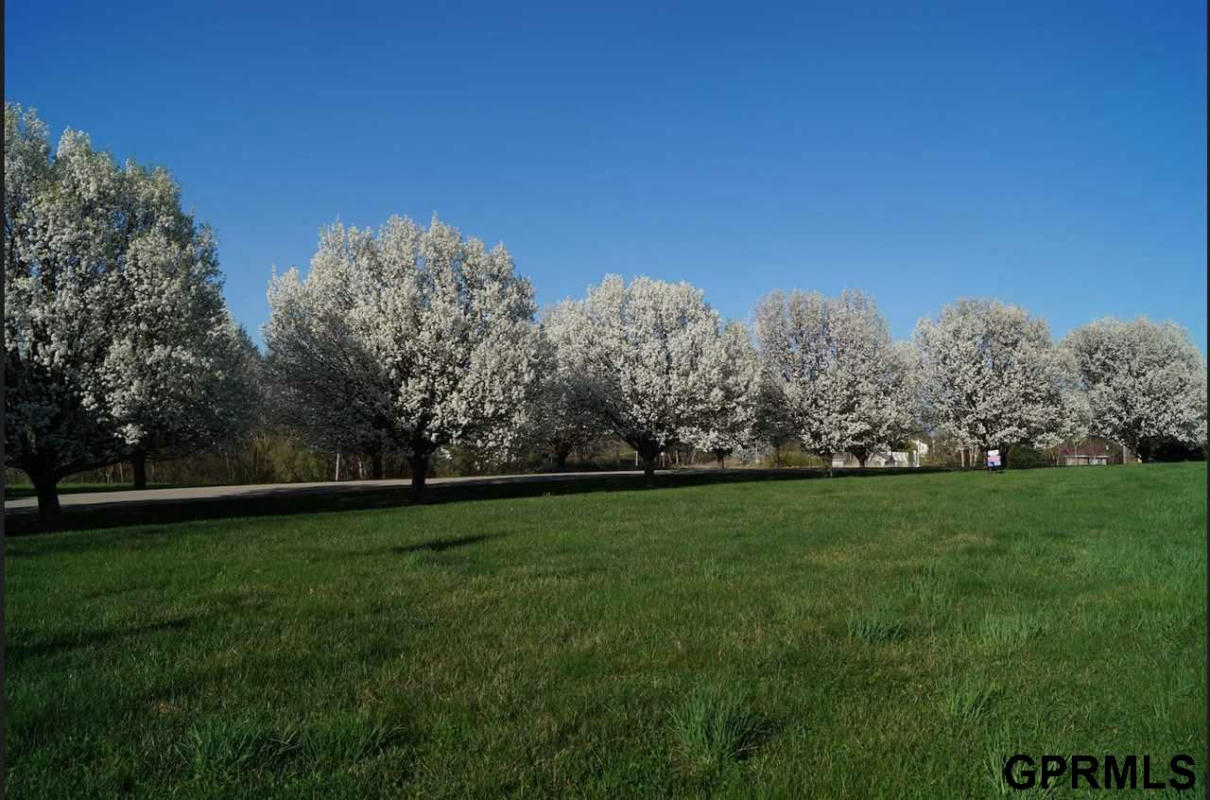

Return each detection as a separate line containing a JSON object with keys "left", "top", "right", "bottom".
{"left": 4, "top": 464, "right": 1205, "bottom": 798}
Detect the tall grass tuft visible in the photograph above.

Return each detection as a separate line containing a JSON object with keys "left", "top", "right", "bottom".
{"left": 942, "top": 677, "right": 1000, "bottom": 723}
{"left": 299, "top": 710, "right": 401, "bottom": 769}
{"left": 669, "top": 687, "right": 766, "bottom": 775}
{"left": 179, "top": 713, "right": 298, "bottom": 778}
{"left": 977, "top": 612, "right": 1042, "bottom": 650}
{"left": 847, "top": 611, "right": 907, "bottom": 643}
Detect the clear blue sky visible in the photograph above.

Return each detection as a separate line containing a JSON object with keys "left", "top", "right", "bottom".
{"left": 6, "top": 0, "right": 1206, "bottom": 348}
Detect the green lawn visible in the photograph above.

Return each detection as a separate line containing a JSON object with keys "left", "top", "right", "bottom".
{"left": 4, "top": 464, "right": 1205, "bottom": 798}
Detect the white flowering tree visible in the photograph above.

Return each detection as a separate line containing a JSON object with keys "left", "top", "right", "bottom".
{"left": 4, "top": 104, "right": 254, "bottom": 517}
{"left": 99, "top": 224, "right": 260, "bottom": 488}
{"left": 1063, "top": 318, "right": 1207, "bottom": 461}
{"left": 844, "top": 337, "right": 919, "bottom": 467}
{"left": 264, "top": 216, "right": 544, "bottom": 498}
{"left": 531, "top": 309, "right": 609, "bottom": 470}
{"left": 547, "top": 275, "right": 726, "bottom": 485}
{"left": 263, "top": 224, "right": 394, "bottom": 477}
{"left": 755, "top": 290, "right": 915, "bottom": 472}
{"left": 690, "top": 320, "right": 760, "bottom": 467}
{"left": 913, "top": 299, "right": 1087, "bottom": 467}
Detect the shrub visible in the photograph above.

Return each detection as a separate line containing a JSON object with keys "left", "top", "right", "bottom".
{"left": 1007, "top": 446, "right": 1049, "bottom": 469}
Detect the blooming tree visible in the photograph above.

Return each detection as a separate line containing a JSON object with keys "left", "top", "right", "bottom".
{"left": 689, "top": 320, "right": 760, "bottom": 467}
{"left": 530, "top": 309, "right": 609, "bottom": 470}
{"left": 913, "top": 298, "right": 1087, "bottom": 466}
{"left": 264, "top": 216, "right": 544, "bottom": 498}
{"left": 263, "top": 224, "right": 394, "bottom": 477}
{"left": 547, "top": 275, "right": 727, "bottom": 484}
{"left": 756, "top": 290, "right": 916, "bottom": 472}
{"left": 4, "top": 104, "right": 252, "bottom": 517}
{"left": 99, "top": 225, "right": 260, "bottom": 488}
{"left": 1063, "top": 318, "right": 1207, "bottom": 461}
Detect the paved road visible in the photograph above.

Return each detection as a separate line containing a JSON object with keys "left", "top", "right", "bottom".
{"left": 3, "top": 470, "right": 665, "bottom": 513}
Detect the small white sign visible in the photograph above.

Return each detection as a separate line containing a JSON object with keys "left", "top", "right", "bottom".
{"left": 986, "top": 449, "right": 1001, "bottom": 468}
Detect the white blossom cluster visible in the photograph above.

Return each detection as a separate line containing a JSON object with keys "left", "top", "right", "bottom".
{"left": 913, "top": 299, "right": 1090, "bottom": 457}
{"left": 755, "top": 290, "right": 915, "bottom": 467}
{"left": 4, "top": 103, "right": 256, "bottom": 511}
{"left": 263, "top": 215, "right": 545, "bottom": 488}
{"left": 1063, "top": 318, "right": 1207, "bottom": 460}
{"left": 540, "top": 275, "right": 758, "bottom": 477}
{"left": 689, "top": 320, "right": 762, "bottom": 465}
{"left": 526, "top": 308, "right": 610, "bottom": 469}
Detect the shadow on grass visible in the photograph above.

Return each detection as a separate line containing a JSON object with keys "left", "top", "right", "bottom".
{"left": 5, "top": 467, "right": 955, "bottom": 536}
{"left": 7, "top": 615, "right": 197, "bottom": 663}
{"left": 389, "top": 533, "right": 502, "bottom": 554}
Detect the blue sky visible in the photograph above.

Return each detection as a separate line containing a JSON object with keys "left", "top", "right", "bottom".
{"left": 6, "top": 0, "right": 1206, "bottom": 348}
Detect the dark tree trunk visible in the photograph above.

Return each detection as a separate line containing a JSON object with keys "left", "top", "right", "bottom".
{"left": 31, "top": 470, "right": 62, "bottom": 521}
{"left": 371, "top": 451, "right": 384, "bottom": 480}
{"left": 857, "top": 455, "right": 867, "bottom": 468}
{"left": 409, "top": 455, "right": 429, "bottom": 501}
{"left": 717, "top": 454, "right": 725, "bottom": 469}
{"left": 642, "top": 457, "right": 656, "bottom": 487}
{"left": 555, "top": 444, "right": 572, "bottom": 471}
{"left": 132, "top": 449, "right": 148, "bottom": 490}
{"left": 632, "top": 441, "right": 661, "bottom": 487}
{"left": 822, "top": 451, "right": 834, "bottom": 477}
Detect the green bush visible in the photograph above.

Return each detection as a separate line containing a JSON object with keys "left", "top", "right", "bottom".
{"left": 1007, "top": 446, "right": 1049, "bottom": 469}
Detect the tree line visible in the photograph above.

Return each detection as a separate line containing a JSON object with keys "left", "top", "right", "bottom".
{"left": 6, "top": 105, "right": 1207, "bottom": 520}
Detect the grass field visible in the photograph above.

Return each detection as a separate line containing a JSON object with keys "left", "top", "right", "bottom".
{"left": 4, "top": 464, "right": 1205, "bottom": 798}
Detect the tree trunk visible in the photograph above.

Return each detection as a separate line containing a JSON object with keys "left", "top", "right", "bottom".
{"left": 718, "top": 454, "right": 725, "bottom": 469}
{"left": 31, "top": 470, "right": 62, "bottom": 521}
{"left": 409, "top": 455, "right": 429, "bottom": 501}
{"left": 822, "top": 451, "right": 834, "bottom": 477}
{"left": 555, "top": 445, "right": 571, "bottom": 472}
{"left": 857, "top": 455, "right": 867, "bottom": 468}
{"left": 642, "top": 457, "right": 656, "bottom": 487}
{"left": 132, "top": 449, "right": 148, "bottom": 490}
{"left": 372, "top": 451, "right": 384, "bottom": 480}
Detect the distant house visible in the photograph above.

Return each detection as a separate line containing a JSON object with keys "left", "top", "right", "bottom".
{"left": 832, "top": 449, "right": 920, "bottom": 469}
{"left": 1062, "top": 453, "right": 1108, "bottom": 466}
{"left": 1057, "top": 438, "right": 1109, "bottom": 466}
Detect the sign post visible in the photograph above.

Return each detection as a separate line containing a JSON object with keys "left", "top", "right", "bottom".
{"left": 986, "top": 448, "right": 1002, "bottom": 471}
